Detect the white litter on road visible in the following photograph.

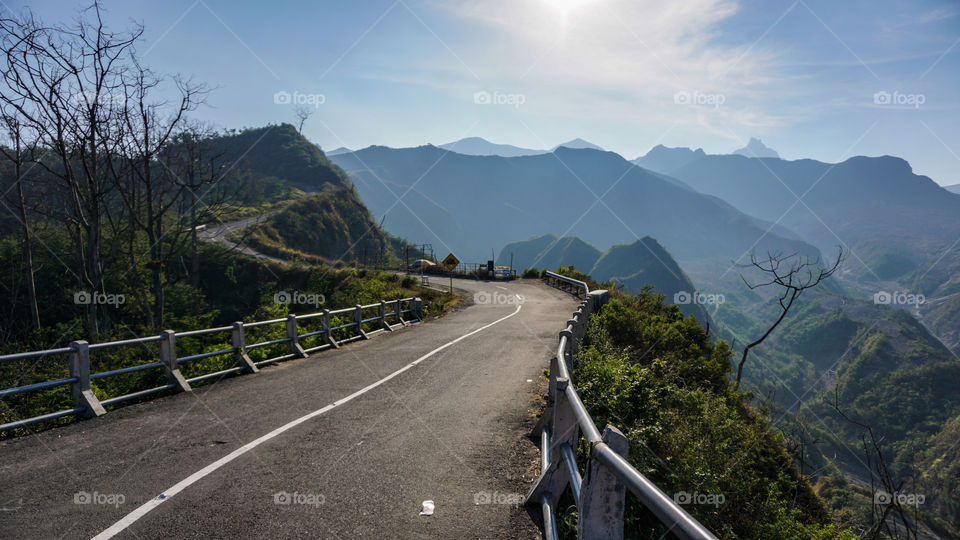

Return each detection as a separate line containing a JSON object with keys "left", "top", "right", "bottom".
{"left": 526, "top": 379, "right": 533, "bottom": 383}
{"left": 420, "top": 500, "right": 435, "bottom": 516}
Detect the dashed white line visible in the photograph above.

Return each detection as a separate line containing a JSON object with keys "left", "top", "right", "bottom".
{"left": 92, "top": 300, "right": 523, "bottom": 539}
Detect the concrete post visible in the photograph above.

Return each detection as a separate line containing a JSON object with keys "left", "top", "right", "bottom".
{"left": 68, "top": 340, "right": 105, "bottom": 418}
{"left": 159, "top": 330, "right": 191, "bottom": 392}
{"left": 578, "top": 426, "right": 630, "bottom": 540}
{"left": 378, "top": 301, "right": 392, "bottom": 331}
{"left": 526, "top": 376, "right": 580, "bottom": 508}
{"left": 322, "top": 309, "right": 339, "bottom": 349}
{"left": 355, "top": 305, "right": 368, "bottom": 339}
{"left": 396, "top": 298, "right": 405, "bottom": 326}
{"left": 232, "top": 322, "right": 258, "bottom": 373}
{"left": 286, "top": 314, "right": 307, "bottom": 357}
{"left": 414, "top": 297, "right": 423, "bottom": 320}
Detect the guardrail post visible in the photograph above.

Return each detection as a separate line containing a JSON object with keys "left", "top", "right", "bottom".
{"left": 527, "top": 377, "right": 580, "bottom": 509}
{"left": 414, "top": 297, "right": 423, "bottom": 320}
{"left": 322, "top": 309, "right": 339, "bottom": 349}
{"left": 68, "top": 340, "right": 105, "bottom": 418}
{"left": 159, "top": 330, "right": 191, "bottom": 393}
{"left": 395, "top": 298, "right": 405, "bottom": 326}
{"left": 378, "top": 301, "right": 392, "bottom": 331}
{"left": 579, "top": 426, "right": 630, "bottom": 540}
{"left": 232, "top": 322, "right": 259, "bottom": 373}
{"left": 355, "top": 305, "right": 369, "bottom": 339}
{"left": 286, "top": 314, "right": 307, "bottom": 358}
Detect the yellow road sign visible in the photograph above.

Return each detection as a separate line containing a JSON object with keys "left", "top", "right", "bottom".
{"left": 442, "top": 253, "right": 459, "bottom": 271}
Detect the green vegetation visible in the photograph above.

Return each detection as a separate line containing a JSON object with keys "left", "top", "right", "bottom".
{"left": 0, "top": 241, "right": 457, "bottom": 438}
{"left": 244, "top": 187, "right": 390, "bottom": 264}
{"left": 564, "top": 287, "right": 854, "bottom": 538}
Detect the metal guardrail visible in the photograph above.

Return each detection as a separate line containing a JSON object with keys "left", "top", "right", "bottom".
{"left": 0, "top": 297, "right": 424, "bottom": 433}
{"left": 534, "top": 273, "right": 716, "bottom": 540}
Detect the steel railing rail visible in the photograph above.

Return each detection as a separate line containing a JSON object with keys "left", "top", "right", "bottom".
{"left": 0, "top": 297, "right": 424, "bottom": 433}
{"left": 531, "top": 274, "right": 716, "bottom": 540}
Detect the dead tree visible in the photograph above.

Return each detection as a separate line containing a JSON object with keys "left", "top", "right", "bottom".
{"left": 0, "top": 111, "right": 40, "bottom": 330}
{"left": 735, "top": 249, "right": 843, "bottom": 385}
{"left": 293, "top": 105, "right": 312, "bottom": 134}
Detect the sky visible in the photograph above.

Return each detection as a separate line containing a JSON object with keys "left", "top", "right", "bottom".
{"left": 8, "top": 0, "right": 960, "bottom": 185}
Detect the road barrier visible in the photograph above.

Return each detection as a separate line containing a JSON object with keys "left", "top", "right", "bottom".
{"left": 0, "top": 298, "right": 423, "bottom": 433}
{"left": 534, "top": 272, "right": 715, "bottom": 540}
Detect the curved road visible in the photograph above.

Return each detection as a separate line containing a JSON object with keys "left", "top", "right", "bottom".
{"left": 0, "top": 277, "right": 577, "bottom": 539}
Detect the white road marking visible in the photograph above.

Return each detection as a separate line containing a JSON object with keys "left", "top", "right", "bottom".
{"left": 496, "top": 285, "right": 507, "bottom": 290}
{"left": 92, "top": 300, "right": 523, "bottom": 540}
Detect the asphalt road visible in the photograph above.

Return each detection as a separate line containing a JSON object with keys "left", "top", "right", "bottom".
{"left": 0, "top": 278, "right": 577, "bottom": 539}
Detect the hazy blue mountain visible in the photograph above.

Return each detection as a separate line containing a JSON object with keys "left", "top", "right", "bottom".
{"left": 633, "top": 144, "right": 707, "bottom": 175}
{"left": 497, "top": 234, "right": 601, "bottom": 272}
{"left": 667, "top": 152, "right": 960, "bottom": 352}
{"left": 591, "top": 237, "right": 710, "bottom": 324}
{"left": 732, "top": 137, "right": 780, "bottom": 158}
{"left": 330, "top": 145, "right": 819, "bottom": 275}
{"left": 326, "top": 146, "right": 353, "bottom": 156}
{"left": 438, "top": 137, "right": 545, "bottom": 157}
{"left": 552, "top": 138, "right": 604, "bottom": 151}
{"left": 945, "top": 183, "right": 960, "bottom": 194}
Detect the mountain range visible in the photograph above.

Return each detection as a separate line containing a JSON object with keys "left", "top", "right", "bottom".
{"left": 329, "top": 145, "right": 818, "bottom": 272}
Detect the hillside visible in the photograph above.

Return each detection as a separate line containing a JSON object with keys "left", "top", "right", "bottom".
{"left": 496, "top": 234, "right": 601, "bottom": 272}
{"left": 244, "top": 187, "right": 390, "bottom": 264}
{"left": 211, "top": 123, "right": 353, "bottom": 193}
{"left": 329, "top": 146, "right": 821, "bottom": 271}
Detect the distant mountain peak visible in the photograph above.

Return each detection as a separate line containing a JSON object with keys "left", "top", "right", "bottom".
{"left": 733, "top": 137, "right": 780, "bottom": 159}
{"left": 945, "top": 184, "right": 960, "bottom": 195}
{"left": 633, "top": 145, "right": 707, "bottom": 175}
{"left": 553, "top": 138, "right": 604, "bottom": 152}
{"left": 326, "top": 146, "right": 353, "bottom": 156}
{"left": 438, "top": 137, "right": 545, "bottom": 157}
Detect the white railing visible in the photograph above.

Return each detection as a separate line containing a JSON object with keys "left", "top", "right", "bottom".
{"left": 535, "top": 273, "right": 715, "bottom": 540}
{"left": 0, "top": 298, "right": 423, "bottom": 433}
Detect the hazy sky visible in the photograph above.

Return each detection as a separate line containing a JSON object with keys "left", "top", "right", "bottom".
{"left": 9, "top": 0, "right": 960, "bottom": 185}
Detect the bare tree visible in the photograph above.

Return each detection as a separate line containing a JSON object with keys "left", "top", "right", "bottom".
{"left": 0, "top": 3, "right": 140, "bottom": 338}
{"left": 293, "top": 105, "right": 312, "bottom": 134}
{"left": 0, "top": 111, "right": 40, "bottom": 330}
{"left": 735, "top": 249, "right": 843, "bottom": 385}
